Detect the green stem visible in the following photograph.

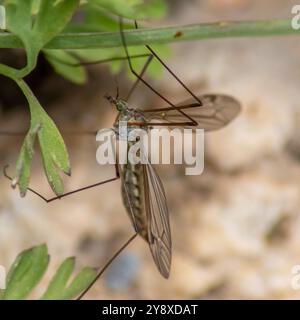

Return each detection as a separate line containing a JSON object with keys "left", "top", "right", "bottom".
{"left": 0, "top": 62, "right": 19, "bottom": 79}
{"left": 0, "top": 19, "right": 298, "bottom": 49}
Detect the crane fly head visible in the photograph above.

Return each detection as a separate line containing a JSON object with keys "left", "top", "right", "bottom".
{"left": 104, "top": 94, "right": 128, "bottom": 112}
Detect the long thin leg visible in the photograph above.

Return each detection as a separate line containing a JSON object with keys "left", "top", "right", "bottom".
{"left": 126, "top": 121, "right": 195, "bottom": 127}
{"left": 119, "top": 17, "right": 197, "bottom": 127}
{"left": 125, "top": 20, "right": 155, "bottom": 101}
{"left": 125, "top": 54, "right": 154, "bottom": 101}
{"left": 3, "top": 164, "right": 120, "bottom": 203}
{"left": 134, "top": 20, "right": 203, "bottom": 107}
{"left": 77, "top": 232, "right": 138, "bottom": 300}
{"left": 142, "top": 102, "right": 201, "bottom": 113}
{"left": 77, "top": 153, "right": 140, "bottom": 299}
{"left": 47, "top": 53, "right": 151, "bottom": 67}
{"left": 144, "top": 45, "right": 203, "bottom": 106}
{"left": 77, "top": 164, "right": 142, "bottom": 299}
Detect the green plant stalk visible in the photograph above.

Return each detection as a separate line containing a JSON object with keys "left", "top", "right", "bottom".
{"left": 0, "top": 19, "right": 298, "bottom": 49}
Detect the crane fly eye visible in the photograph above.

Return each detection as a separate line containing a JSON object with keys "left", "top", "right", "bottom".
{"left": 116, "top": 103, "right": 123, "bottom": 111}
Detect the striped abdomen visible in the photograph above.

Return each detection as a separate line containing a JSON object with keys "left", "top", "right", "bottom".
{"left": 121, "top": 162, "right": 148, "bottom": 241}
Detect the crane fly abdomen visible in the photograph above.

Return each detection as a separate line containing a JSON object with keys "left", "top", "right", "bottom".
{"left": 121, "top": 161, "right": 148, "bottom": 241}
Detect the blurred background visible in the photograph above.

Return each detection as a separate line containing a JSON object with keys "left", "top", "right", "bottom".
{"left": 1, "top": 0, "right": 300, "bottom": 299}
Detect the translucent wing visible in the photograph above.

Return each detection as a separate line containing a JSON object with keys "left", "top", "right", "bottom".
{"left": 142, "top": 162, "right": 172, "bottom": 278}
{"left": 143, "top": 94, "right": 241, "bottom": 131}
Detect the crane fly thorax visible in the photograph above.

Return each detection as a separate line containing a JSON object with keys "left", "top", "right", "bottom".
{"left": 114, "top": 107, "right": 148, "bottom": 140}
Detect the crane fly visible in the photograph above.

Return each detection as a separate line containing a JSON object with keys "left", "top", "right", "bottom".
{"left": 105, "top": 92, "right": 240, "bottom": 280}
{"left": 0, "top": 17, "right": 241, "bottom": 298}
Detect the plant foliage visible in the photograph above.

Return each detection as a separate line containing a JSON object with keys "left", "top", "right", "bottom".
{"left": 0, "top": 244, "right": 96, "bottom": 300}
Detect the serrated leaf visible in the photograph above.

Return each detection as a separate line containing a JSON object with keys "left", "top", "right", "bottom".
{"left": 3, "top": 244, "right": 49, "bottom": 300}
{"left": 41, "top": 258, "right": 96, "bottom": 300}
{"left": 44, "top": 49, "right": 87, "bottom": 84}
{"left": 14, "top": 79, "right": 71, "bottom": 197}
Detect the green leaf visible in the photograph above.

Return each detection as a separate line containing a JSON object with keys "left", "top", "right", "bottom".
{"left": 4, "top": 1, "right": 37, "bottom": 76}
{"left": 136, "top": 0, "right": 167, "bottom": 19}
{"left": 0, "top": 244, "right": 97, "bottom": 300}
{"left": 12, "top": 124, "right": 40, "bottom": 196}
{"left": 90, "top": 0, "right": 167, "bottom": 19}
{"left": 13, "top": 79, "right": 71, "bottom": 197}
{"left": 33, "top": 0, "right": 79, "bottom": 46}
{"left": 74, "top": 4, "right": 139, "bottom": 32}
{"left": 60, "top": 267, "right": 96, "bottom": 300}
{"left": 41, "top": 258, "right": 96, "bottom": 300}
{"left": 3, "top": 244, "right": 49, "bottom": 300}
{"left": 0, "top": 1, "right": 77, "bottom": 196}
{"left": 4, "top": 0, "right": 79, "bottom": 77}
{"left": 82, "top": 5, "right": 125, "bottom": 32}
{"left": 44, "top": 49, "right": 87, "bottom": 84}
{"left": 40, "top": 257, "right": 75, "bottom": 300}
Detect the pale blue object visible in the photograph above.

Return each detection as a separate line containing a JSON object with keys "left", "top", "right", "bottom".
{"left": 104, "top": 253, "right": 140, "bottom": 291}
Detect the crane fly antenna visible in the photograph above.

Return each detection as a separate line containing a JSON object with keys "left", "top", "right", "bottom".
{"left": 113, "top": 76, "right": 120, "bottom": 99}
{"left": 77, "top": 233, "right": 138, "bottom": 300}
